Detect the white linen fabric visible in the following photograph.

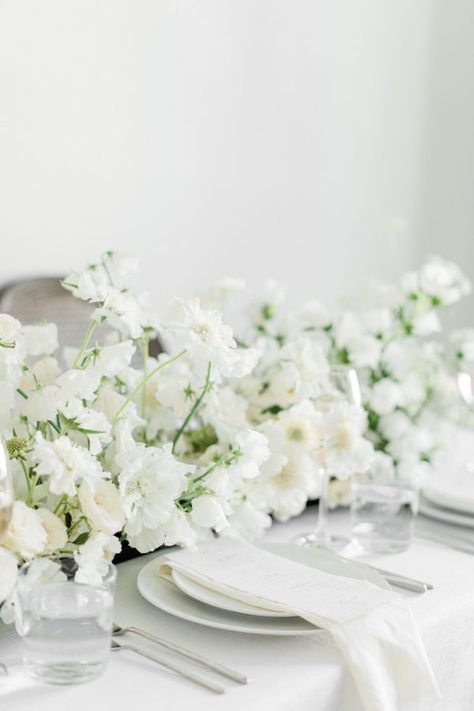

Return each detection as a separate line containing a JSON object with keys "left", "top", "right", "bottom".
{"left": 1, "top": 509, "right": 474, "bottom": 711}
{"left": 160, "top": 539, "right": 439, "bottom": 711}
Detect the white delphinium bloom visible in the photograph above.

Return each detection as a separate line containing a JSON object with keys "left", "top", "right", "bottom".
{"left": 0, "top": 547, "right": 18, "bottom": 604}
{"left": 229, "top": 429, "right": 270, "bottom": 479}
{"left": 22, "top": 323, "right": 58, "bottom": 357}
{"left": 20, "top": 356, "right": 60, "bottom": 392}
{"left": 418, "top": 255, "right": 471, "bottom": 305}
{"left": 79, "top": 479, "right": 125, "bottom": 534}
{"left": 118, "top": 443, "right": 192, "bottom": 553}
{"left": 63, "top": 264, "right": 111, "bottom": 303}
{"left": 334, "top": 313, "right": 382, "bottom": 369}
{"left": 91, "top": 340, "right": 136, "bottom": 379}
{"left": 61, "top": 399, "right": 112, "bottom": 455}
{"left": 202, "top": 387, "right": 249, "bottom": 442}
{"left": 369, "top": 379, "right": 404, "bottom": 416}
{"left": 32, "top": 432, "right": 106, "bottom": 496}
{"left": 2, "top": 502, "right": 47, "bottom": 559}
{"left": 277, "top": 400, "right": 320, "bottom": 452}
{"left": 280, "top": 338, "right": 329, "bottom": 398}
{"left": 56, "top": 368, "right": 102, "bottom": 404}
{"left": 191, "top": 496, "right": 229, "bottom": 533}
{"left": 94, "top": 287, "right": 156, "bottom": 340}
{"left": 251, "top": 452, "right": 318, "bottom": 522}
{"left": 225, "top": 500, "right": 272, "bottom": 540}
{"left": 74, "top": 532, "right": 121, "bottom": 585}
{"left": 36, "top": 509, "right": 68, "bottom": 554}
{"left": 163, "top": 297, "right": 259, "bottom": 380}
{"left": 0, "top": 314, "right": 26, "bottom": 383}
{"left": 322, "top": 402, "right": 374, "bottom": 478}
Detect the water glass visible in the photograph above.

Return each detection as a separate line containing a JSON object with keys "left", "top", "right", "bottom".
{"left": 351, "top": 476, "right": 418, "bottom": 554}
{"left": 16, "top": 556, "right": 116, "bottom": 684}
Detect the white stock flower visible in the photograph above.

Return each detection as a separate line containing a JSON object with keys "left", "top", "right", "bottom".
{"left": 22, "top": 323, "right": 58, "bottom": 357}
{"left": 2, "top": 502, "right": 47, "bottom": 559}
{"left": 191, "top": 496, "right": 228, "bottom": 532}
{"left": 79, "top": 479, "right": 125, "bottom": 534}
{"left": 32, "top": 432, "right": 106, "bottom": 496}
{"left": 0, "top": 547, "right": 18, "bottom": 604}
{"left": 118, "top": 443, "right": 192, "bottom": 553}
{"left": 36, "top": 509, "right": 68, "bottom": 554}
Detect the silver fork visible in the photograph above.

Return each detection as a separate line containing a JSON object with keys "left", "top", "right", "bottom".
{"left": 111, "top": 640, "right": 224, "bottom": 694}
{"left": 113, "top": 623, "right": 248, "bottom": 684}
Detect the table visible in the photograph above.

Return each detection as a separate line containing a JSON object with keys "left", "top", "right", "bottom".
{"left": 1, "top": 508, "right": 474, "bottom": 711}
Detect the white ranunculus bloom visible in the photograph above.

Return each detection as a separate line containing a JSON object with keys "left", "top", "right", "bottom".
{"left": 22, "top": 323, "right": 58, "bottom": 357}
{"left": 2, "top": 502, "right": 47, "bottom": 559}
{"left": 36, "top": 509, "right": 68, "bottom": 554}
{"left": 0, "top": 547, "right": 18, "bottom": 604}
{"left": 370, "top": 379, "right": 404, "bottom": 416}
{"left": 191, "top": 495, "right": 228, "bottom": 532}
{"left": 32, "top": 432, "right": 106, "bottom": 496}
{"left": 79, "top": 479, "right": 125, "bottom": 534}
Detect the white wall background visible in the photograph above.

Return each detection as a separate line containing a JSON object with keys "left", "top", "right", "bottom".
{"left": 0, "top": 1, "right": 472, "bottom": 318}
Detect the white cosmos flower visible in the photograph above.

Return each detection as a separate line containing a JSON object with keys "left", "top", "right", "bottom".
{"left": 31, "top": 432, "right": 106, "bottom": 496}
{"left": 118, "top": 443, "right": 192, "bottom": 553}
{"left": 22, "top": 323, "right": 58, "bottom": 357}
{"left": 36, "top": 509, "right": 68, "bottom": 554}
{"left": 0, "top": 547, "right": 18, "bottom": 604}
{"left": 191, "top": 496, "right": 228, "bottom": 532}
{"left": 2, "top": 502, "right": 47, "bottom": 559}
{"left": 79, "top": 479, "right": 125, "bottom": 534}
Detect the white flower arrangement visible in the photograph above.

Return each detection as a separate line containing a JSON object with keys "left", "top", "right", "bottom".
{"left": 0, "top": 252, "right": 470, "bottom": 612}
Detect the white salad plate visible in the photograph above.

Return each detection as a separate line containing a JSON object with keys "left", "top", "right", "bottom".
{"left": 136, "top": 542, "right": 389, "bottom": 636}
{"left": 419, "top": 495, "right": 474, "bottom": 529}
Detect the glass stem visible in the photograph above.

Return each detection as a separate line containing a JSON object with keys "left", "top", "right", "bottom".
{"left": 315, "top": 467, "right": 331, "bottom": 544}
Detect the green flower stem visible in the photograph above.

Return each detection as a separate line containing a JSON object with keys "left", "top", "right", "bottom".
{"left": 172, "top": 363, "right": 212, "bottom": 455}
{"left": 192, "top": 451, "right": 239, "bottom": 485}
{"left": 53, "top": 494, "right": 68, "bottom": 516}
{"left": 140, "top": 337, "right": 149, "bottom": 421}
{"left": 111, "top": 349, "right": 187, "bottom": 424}
{"left": 73, "top": 320, "right": 99, "bottom": 369}
{"left": 19, "top": 459, "right": 33, "bottom": 502}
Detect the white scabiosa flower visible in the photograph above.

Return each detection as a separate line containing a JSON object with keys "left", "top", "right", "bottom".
{"left": 2, "top": 502, "right": 47, "bottom": 559}
{"left": 31, "top": 432, "right": 106, "bottom": 496}
{"left": 78, "top": 479, "right": 125, "bottom": 535}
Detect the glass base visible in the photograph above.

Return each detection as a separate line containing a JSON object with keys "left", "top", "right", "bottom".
{"left": 25, "top": 660, "right": 106, "bottom": 685}
{"left": 292, "top": 531, "right": 350, "bottom": 551}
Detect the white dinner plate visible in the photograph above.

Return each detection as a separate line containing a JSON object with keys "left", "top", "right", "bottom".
{"left": 419, "top": 495, "right": 474, "bottom": 529}
{"left": 136, "top": 542, "right": 389, "bottom": 636}
{"left": 422, "top": 484, "right": 474, "bottom": 516}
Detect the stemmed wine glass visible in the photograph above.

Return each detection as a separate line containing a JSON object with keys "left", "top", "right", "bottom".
{"left": 457, "top": 367, "right": 474, "bottom": 473}
{"left": 293, "top": 366, "right": 362, "bottom": 550}
{"left": 0, "top": 442, "right": 13, "bottom": 543}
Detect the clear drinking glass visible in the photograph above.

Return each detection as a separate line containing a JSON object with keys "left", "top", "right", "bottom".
{"left": 351, "top": 473, "right": 418, "bottom": 554}
{"left": 16, "top": 556, "right": 116, "bottom": 684}
{"left": 0, "top": 443, "right": 13, "bottom": 542}
{"left": 294, "top": 366, "right": 362, "bottom": 550}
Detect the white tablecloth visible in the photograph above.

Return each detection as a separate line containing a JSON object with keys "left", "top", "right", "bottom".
{"left": 1, "top": 508, "right": 474, "bottom": 711}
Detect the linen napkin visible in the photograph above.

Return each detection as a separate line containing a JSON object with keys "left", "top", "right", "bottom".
{"left": 158, "top": 538, "right": 440, "bottom": 711}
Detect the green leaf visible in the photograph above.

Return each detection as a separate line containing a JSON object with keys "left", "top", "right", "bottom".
{"left": 73, "top": 532, "right": 90, "bottom": 545}
{"left": 65, "top": 512, "right": 72, "bottom": 528}
{"left": 261, "top": 404, "right": 283, "bottom": 415}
